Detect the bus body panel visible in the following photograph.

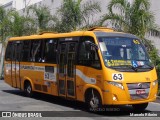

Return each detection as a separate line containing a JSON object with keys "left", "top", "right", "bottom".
{"left": 75, "top": 65, "right": 104, "bottom": 103}
{"left": 4, "top": 61, "right": 12, "bottom": 86}
{"left": 20, "top": 62, "right": 58, "bottom": 96}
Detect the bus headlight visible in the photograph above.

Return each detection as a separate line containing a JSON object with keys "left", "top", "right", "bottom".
{"left": 152, "top": 80, "right": 158, "bottom": 87}
{"left": 108, "top": 81, "right": 124, "bottom": 90}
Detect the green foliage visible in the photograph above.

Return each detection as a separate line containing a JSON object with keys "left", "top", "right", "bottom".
{"left": 8, "top": 11, "right": 36, "bottom": 36}
{"left": 0, "top": 6, "right": 11, "bottom": 45}
{"left": 100, "top": 0, "right": 160, "bottom": 40}
{"left": 149, "top": 47, "right": 160, "bottom": 85}
{"left": 0, "top": 1, "right": 101, "bottom": 36}
{"left": 27, "top": 5, "right": 55, "bottom": 32}
{"left": 0, "top": 7, "right": 36, "bottom": 40}
{"left": 56, "top": 0, "right": 101, "bottom": 32}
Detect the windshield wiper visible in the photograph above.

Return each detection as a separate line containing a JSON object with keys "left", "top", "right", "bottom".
{"left": 118, "top": 64, "right": 154, "bottom": 71}
{"left": 138, "top": 64, "right": 154, "bottom": 70}
{"left": 108, "top": 65, "right": 137, "bottom": 71}
{"left": 117, "top": 65, "right": 138, "bottom": 71}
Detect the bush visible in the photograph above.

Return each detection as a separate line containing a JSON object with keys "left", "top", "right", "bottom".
{"left": 149, "top": 47, "right": 160, "bottom": 87}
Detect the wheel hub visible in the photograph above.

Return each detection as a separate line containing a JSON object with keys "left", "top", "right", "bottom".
{"left": 27, "top": 86, "right": 31, "bottom": 93}
{"left": 90, "top": 97, "right": 99, "bottom": 109}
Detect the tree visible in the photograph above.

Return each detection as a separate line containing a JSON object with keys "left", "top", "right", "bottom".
{"left": 56, "top": 0, "right": 101, "bottom": 32}
{"left": 27, "top": 5, "right": 54, "bottom": 32}
{"left": 0, "top": 6, "right": 11, "bottom": 46}
{"left": 100, "top": 0, "right": 160, "bottom": 40}
{"left": 8, "top": 10, "right": 36, "bottom": 36}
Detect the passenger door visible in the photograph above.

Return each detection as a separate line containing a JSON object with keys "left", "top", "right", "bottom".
{"left": 11, "top": 41, "right": 22, "bottom": 88}
{"left": 58, "top": 41, "right": 77, "bottom": 98}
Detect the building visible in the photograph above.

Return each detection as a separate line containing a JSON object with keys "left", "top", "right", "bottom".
{"left": 0, "top": 0, "right": 160, "bottom": 54}
{"left": 0, "top": 0, "right": 43, "bottom": 10}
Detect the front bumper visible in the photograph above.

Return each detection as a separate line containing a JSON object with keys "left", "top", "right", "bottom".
{"left": 102, "top": 83, "right": 158, "bottom": 105}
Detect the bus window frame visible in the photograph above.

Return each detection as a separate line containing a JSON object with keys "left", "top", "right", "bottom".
{"left": 5, "top": 41, "right": 23, "bottom": 62}
{"left": 42, "top": 38, "right": 59, "bottom": 64}
{"left": 5, "top": 41, "right": 13, "bottom": 61}
{"left": 21, "top": 40, "right": 31, "bottom": 62}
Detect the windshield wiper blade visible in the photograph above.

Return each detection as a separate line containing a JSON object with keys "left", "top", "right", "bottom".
{"left": 114, "top": 65, "right": 147, "bottom": 71}
{"left": 119, "top": 65, "right": 137, "bottom": 71}
{"left": 125, "top": 64, "right": 154, "bottom": 71}
{"left": 108, "top": 65, "right": 137, "bottom": 71}
{"left": 138, "top": 64, "right": 154, "bottom": 70}
{"left": 108, "top": 64, "right": 154, "bottom": 71}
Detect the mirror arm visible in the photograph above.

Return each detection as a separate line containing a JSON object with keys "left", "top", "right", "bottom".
{"left": 85, "top": 41, "right": 99, "bottom": 49}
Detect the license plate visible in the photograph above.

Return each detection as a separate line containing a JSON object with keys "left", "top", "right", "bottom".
{"left": 136, "top": 89, "right": 145, "bottom": 95}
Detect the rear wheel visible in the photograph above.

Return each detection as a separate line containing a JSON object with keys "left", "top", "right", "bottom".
{"left": 24, "top": 81, "right": 33, "bottom": 97}
{"left": 85, "top": 89, "right": 102, "bottom": 112}
{"left": 132, "top": 103, "right": 148, "bottom": 111}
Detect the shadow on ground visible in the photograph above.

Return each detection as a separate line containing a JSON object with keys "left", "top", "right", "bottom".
{"left": 2, "top": 89, "right": 151, "bottom": 117}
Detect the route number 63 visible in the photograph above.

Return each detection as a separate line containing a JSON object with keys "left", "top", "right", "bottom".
{"left": 112, "top": 73, "right": 123, "bottom": 80}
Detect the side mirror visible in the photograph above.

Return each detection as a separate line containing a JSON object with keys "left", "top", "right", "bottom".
{"left": 84, "top": 41, "right": 99, "bottom": 50}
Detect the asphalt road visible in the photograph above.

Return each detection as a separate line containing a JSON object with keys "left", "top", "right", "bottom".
{"left": 0, "top": 80, "right": 160, "bottom": 120}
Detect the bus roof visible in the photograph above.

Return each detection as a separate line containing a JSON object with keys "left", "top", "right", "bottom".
{"left": 8, "top": 27, "right": 137, "bottom": 41}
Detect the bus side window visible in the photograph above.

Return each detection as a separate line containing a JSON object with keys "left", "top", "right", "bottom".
{"left": 30, "top": 40, "right": 42, "bottom": 62}
{"left": 5, "top": 42, "right": 13, "bottom": 61}
{"left": 43, "top": 39, "right": 57, "bottom": 63}
{"left": 15, "top": 42, "right": 22, "bottom": 62}
{"left": 22, "top": 40, "right": 31, "bottom": 62}
{"left": 78, "top": 37, "right": 101, "bottom": 69}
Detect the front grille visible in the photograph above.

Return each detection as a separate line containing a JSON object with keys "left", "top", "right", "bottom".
{"left": 127, "top": 82, "right": 150, "bottom": 100}
{"left": 127, "top": 82, "right": 150, "bottom": 90}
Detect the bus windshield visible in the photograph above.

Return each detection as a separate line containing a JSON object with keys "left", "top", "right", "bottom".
{"left": 98, "top": 37, "right": 154, "bottom": 71}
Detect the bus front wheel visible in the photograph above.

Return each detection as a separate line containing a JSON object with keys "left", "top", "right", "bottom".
{"left": 132, "top": 103, "right": 148, "bottom": 111}
{"left": 85, "top": 89, "right": 102, "bottom": 111}
{"left": 24, "top": 81, "right": 33, "bottom": 97}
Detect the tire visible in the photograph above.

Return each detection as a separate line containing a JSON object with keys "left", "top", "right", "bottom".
{"left": 24, "top": 82, "right": 33, "bottom": 97}
{"left": 85, "top": 89, "right": 102, "bottom": 112}
{"left": 132, "top": 103, "right": 148, "bottom": 111}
